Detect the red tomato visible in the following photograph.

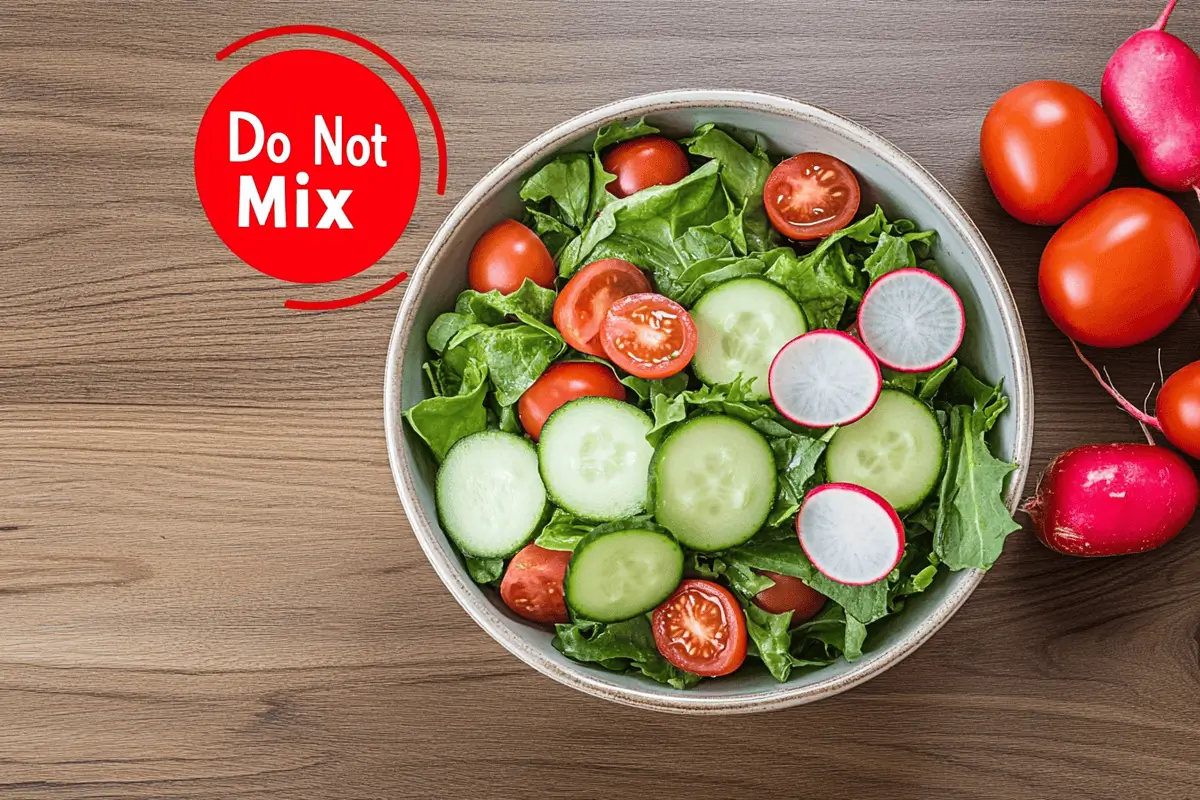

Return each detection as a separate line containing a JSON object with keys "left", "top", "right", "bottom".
{"left": 1039, "top": 188, "right": 1200, "bottom": 347}
{"left": 651, "top": 579, "right": 748, "bottom": 677}
{"left": 752, "top": 571, "right": 826, "bottom": 624}
{"left": 517, "top": 362, "right": 626, "bottom": 440}
{"left": 599, "top": 293, "right": 697, "bottom": 379}
{"left": 981, "top": 80, "right": 1117, "bottom": 226}
{"left": 467, "top": 219, "right": 556, "bottom": 295}
{"left": 553, "top": 259, "right": 652, "bottom": 356}
{"left": 499, "top": 543, "right": 571, "bottom": 624}
{"left": 763, "top": 153, "right": 861, "bottom": 240}
{"left": 1158, "top": 361, "right": 1200, "bottom": 459}
{"left": 601, "top": 135, "right": 690, "bottom": 198}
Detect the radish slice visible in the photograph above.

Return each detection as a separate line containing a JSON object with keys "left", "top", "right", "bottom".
{"left": 797, "top": 483, "right": 905, "bottom": 585}
{"left": 857, "top": 268, "right": 965, "bottom": 372}
{"left": 768, "top": 330, "right": 882, "bottom": 427}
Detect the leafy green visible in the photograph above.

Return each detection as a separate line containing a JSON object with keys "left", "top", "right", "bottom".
{"left": 792, "top": 604, "right": 867, "bottom": 662}
{"left": 763, "top": 427, "right": 833, "bottom": 526}
{"left": 447, "top": 324, "right": 565, "bottom": 406}
{"left": 553, "top": 616, "right": 701, "bottom": 689}
{"left": 743, "top": 603, "right": 799, "bottom": 681}
{"left": 519, "top": 152, "right": 591, "bottom": 229}
{"left": 465, "top": 555, "right": 505, "bottom": 585}
{"left": 722, "top": 531, "right": 890, "bottom": 624}
{"left": 559, "top": 160, "right": 733, "bottom": 278}
{"left": 932, "top": 388, "right": 1020, "bottom": 570}
{"left": 863, "top": 230, "right": 918, "bottom": 282}
{"left": 667, "top": 255, "right": 768, "bottom": 307}
{"left": 534, "top": 508, "right": 593, "bottom": 551}
{"left": 403, "top": 358, "right": 490, "bottom": 461}
{"left": 682, "top": 123, "right": 776, "bottom": 252}
{"left": 452, "top": 279, "right": 557, "bottom": 329}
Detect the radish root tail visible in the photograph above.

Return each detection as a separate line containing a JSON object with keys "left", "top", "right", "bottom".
{"left": 1154, "top": 0, "right": 1179, "bottom": 31}
{"left": 1070, "top": 339, "right": 1164, "bottom": 431}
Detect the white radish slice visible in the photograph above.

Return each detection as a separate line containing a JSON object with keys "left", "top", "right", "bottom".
{"left": 857, "top": 268, "right": 965, "bottom": 372}
{"left": 768, "top": 331, "right": 882, "bottom": 427}
{"left": 797, "top": 483, "right": 905, "bottom": 585}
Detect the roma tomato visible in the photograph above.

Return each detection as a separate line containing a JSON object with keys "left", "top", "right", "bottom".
{"left": 651, "top": 579, "right": 747, "bottom": 677}
{"left": 1158, "top": 361, "right": 1200, "bottom": 459}
{"left": 517, "top": 362, "right": 626, "bottom": 440}
{"left": 553, "top": 259, "right": 652, "bottom": 356}
{"left": 1039, "top": 188, "right": 1200, "bottom": 347}
{"left": 500, "top": 543, "right": 571, "bottom": 624}
{"left": 752, "top": 571, "right": 826, "bottom": 624}
{"left": 601, "top": 135, "right": 690, "bottom": 198}
{"left": 980, "top": 80, "right": 1117, "bottom": 226}
{"left": 600, "top": 293, "right": 697, "bottom": 379}
{"left": 467, "top": 219, "right": 556, "bottom": 295}
{"left": 763, "top": 153, "right": 861, "bottom": 240}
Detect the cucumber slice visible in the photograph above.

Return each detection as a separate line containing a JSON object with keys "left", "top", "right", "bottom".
{"left": 538, "top": 397, "right": 654, "bottom": 521}
{"left": 691, "top": 277, "right": 808, "bottom": 399}
{"left": 826, "top": 389, "right": 945, "bottom": 513}
{"left": 652, "top": 415, "right": 776, "bottom": 551}
{"left": 435, "top": 431, "right": 547, "bottom": 558}
{"left": 564, "top": 524, "right": 684, "bottom": 622}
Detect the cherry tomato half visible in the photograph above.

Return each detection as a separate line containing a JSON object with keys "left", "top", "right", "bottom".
{"left": 517, "top": 362, "right": 626, "bottom": 440}
{"left": 1158, "top": 361, "right": 1200, "bottom": 459}
{"left": 599, "top": 293, "right": 697, "bottom": 379}
{"left": 981, "top": 80, "right": 1117, "bottom": 226}
{"left": 652, "top": 579, "right": 748, "bottom": 677}
{"left": 553, "top": 259, "right": 653, "bottom": 356}
{"left": 752, "top": 571, "right": 826, "bottom": 624}
{"left": 1039, "top": 188, "right": 1200, "bottom": 347}
{"left": 468, "top": 219, "right": 556, "bottom": 295}
{"left": 763, "top": 153, "right": 861, "bottom": 241}
{"left": 500, "top": 543, "right": 571, "bottom": 624}
{"left": 601, "top": 135, "right": 690, "bottom": 198}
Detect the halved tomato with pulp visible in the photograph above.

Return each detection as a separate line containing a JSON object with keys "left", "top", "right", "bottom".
{"left": 764, "top": 153, "right": 861, "bottom": 241}
{"left": 599, "top": 293, "right": 696, "bottom": 379}
{"left": 553, "top": 259, "right": 652, "bottom": 356}
{"left": 652, "top": 579, "right": 747, "bottom": 677}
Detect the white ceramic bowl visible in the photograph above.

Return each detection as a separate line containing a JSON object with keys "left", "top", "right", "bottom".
{"left": 385, "top": 90, "right": 1033, "bottom": 714}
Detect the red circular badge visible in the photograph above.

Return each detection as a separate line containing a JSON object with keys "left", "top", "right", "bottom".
{"left": 194, "top": 49, "right": 420, "bottom": 284}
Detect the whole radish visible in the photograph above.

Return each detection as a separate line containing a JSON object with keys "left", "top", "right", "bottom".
{"left": 1102, "top": 0, "right": 1200, "bottom": 198}
{"left": 1023, "top": 444, "right": 1198, "bottom": 557}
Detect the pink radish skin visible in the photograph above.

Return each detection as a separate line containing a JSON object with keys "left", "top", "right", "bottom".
{"left": 857, "top": 268, "right": 966, "bottom": 373}
{"left": 1102, "top": 0, "right": 1200, "bottom": 197}
{"left": 1023, "top": 443, "right": 1199, "bottom": 557}
{"left": 797, "top": 483, "right": 905, "bottom": 585}
{"left": 768, "top": 331, "right": 882, "bottom": 428}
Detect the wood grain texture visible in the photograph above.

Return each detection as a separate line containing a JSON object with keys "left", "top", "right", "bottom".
{"left": 3, "top": 1, "right": 1200, "bottom": 797}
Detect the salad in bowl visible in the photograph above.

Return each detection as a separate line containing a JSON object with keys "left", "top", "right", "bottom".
{"left": 399, "top": 114, "right": 1022, "bottom": 691}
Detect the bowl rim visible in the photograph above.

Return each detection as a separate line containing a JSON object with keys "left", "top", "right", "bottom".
{"left": 384, "top": 89, "right": 1034, "bottom": 714}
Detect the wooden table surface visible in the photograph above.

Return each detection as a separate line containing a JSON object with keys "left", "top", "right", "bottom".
{"left": 4, "top": 1, "right": 1200, "bottom": 798}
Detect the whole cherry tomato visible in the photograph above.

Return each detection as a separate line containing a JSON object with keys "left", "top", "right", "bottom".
{"left": 752, "top": 571, "right": 826, "bottom": 624}
{"left": 467, "top": 219, "right": 556, "bottom": 295}
{"left": 601, "top": 136, "right": 690, "bottom": 198}
{"left": 981, "top": 80, "right": 1118, "bottom": 226}
{"left": 1158, "top": 361, "right": 1200, "bottom": 459}
{"left": 1039, "top": 188, "right": 1200, "bottom": 347}
{"left": 500, "top": 543, "right": 571, "bottom": 624}
{"left": 553, "top": 259, "right": 652, "bottom": 356}
{"left": 517, "top": 362, "right": 626, "bottom": 440}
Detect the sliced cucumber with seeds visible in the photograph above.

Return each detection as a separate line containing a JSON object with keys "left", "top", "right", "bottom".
{"left": 652, "top": 415, "right": 776, "bottom": 551}
{"left": 826, "top": 389, "right": 945, "bottom": 513}
{"left": 538, "top": 397, "right": 654, "bottom": 521}
{"left": 435, "top": 431, "right": 547, "bottom": 558}
{"left": 691, "top": 277, "right": 808, "bottom": 399}
{"left": 564, "top": 524, "right": 684, "bottom": 622}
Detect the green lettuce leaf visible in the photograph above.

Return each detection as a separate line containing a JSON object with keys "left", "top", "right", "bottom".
{"left": 792, "top": 603, "right": 867, "bottom": 662}
{"left": 403, "top": 358, "right": 490, "bottom": 461}
{"left": 667, "top": 254, "right": 768, "bottom": 307}
{"left": 931, "top": 369, "right": 1020, "bottom": 570}
{"left": 553, "top": 616, "right": 701, "bottom": 689}
{"left": 465, "top": 555, "right": 505, "bottom": 585}
{"left": 519, "top": 152, "right": 591, "bottom": 230}
{"left": 761, "top": 243, "right": 863, "bottom": 330}
{"left": 534, "top": 508, "right": 593, "bottom": 551}
{"left": 447, "top": 323, "right": 565, "bottom": 407}
{"left": 722, "top": 532, "right": 890, "bottom": 624}
{"left": 452, "top": 279, "right": 557, "bottom": 329}
{"left": 559, "top": 160, "right": 732, "bottom": 278}
{"left": 682, "top": 123, "right": 776, "bottom": 252}
{"left": 883, "top": 357, "right": 959, "bottom": 402}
